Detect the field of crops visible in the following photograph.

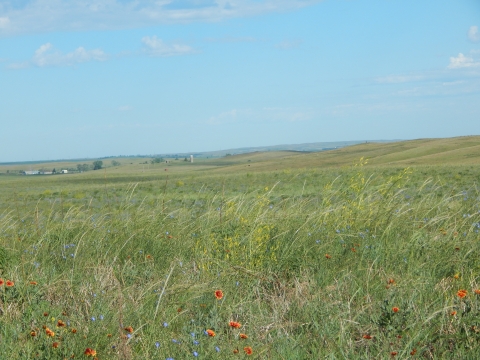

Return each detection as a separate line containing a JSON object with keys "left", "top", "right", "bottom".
{"left": 1, "top": 157, "right": 480, "bottom": 358}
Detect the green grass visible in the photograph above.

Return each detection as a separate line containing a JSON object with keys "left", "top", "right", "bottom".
{"left": 1, "top": 142, "right": 480, "bottom": 358}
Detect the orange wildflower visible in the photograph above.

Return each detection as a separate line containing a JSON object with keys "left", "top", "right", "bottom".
{"left": 410, "top": 348, "right": 417, "bottom": 356}
{"left": 46, "top": 328, "right": 55, "bottom": 337}
{"left": 239, "top": 333, "right": 248, "bottom": 339}
{"left": 206, "top": 329, "right": 216, "bottom": 337}
{"left": 351, "top": 248, "right": 356, "bottom": 252}
{"left": 474, "top": 289, "right": 480, "bottom": 295}
{"left": 457, "top": 289, "right": 467, "bottom": 298}
{"left": 43, "top": 312, "right": 49, "bottom": 317}
{"left": 52, "top": 342, "right": 60, "bottom": 348}
{"left": 391, "top": 351, "right": 398, "bottom": 356}
{"left": 233, "top": 349, "right": 239, "bottom": 354}
{"left": 6, "top": 280, "right": 14, "bottom": 287}
{"left": 30, "top": 281, "right": 38, "bottom": 285}
{"left": 244, "top": 346, "right": 253, "bottom": 355}
{"left": 451, "top": 311, "right": 457, "bottom": 316}
{"left": 57, "top": 320, "right": 66, "bottom": 327}
{"left": 363, "top": 334, "right": 372, "bottom": 339}
{"left": 71, "top": 328, "right": 77, "bottom": 334}
{"left": 392, "top": 307, "right": 399, "bottom": 313}
{"left": 215, "top": 290, "right": 224, "bottom": 300}
{"left": 84, "top": 348, "right": 97, "bottom": 357}
{"left": 146, "top": 254, "right": 152, "bottom": 259}
{"left": 0, "top": 279, "right": 4, "bottom": 286}
{"left": 107, "top": 334, "right": 112, "bottom": 337}
{"left": 229, "top": 321, "right": 242, "bottom": 329}
{"left": 325, "top": 254, "right": 331, "bottom": 259}
{"left": 124, "top": 326, "right": 134, "bottom": 333}
{"left": 30, "top": 331, "right": 37, "bottom": 337}
{"left": 387, "top": 278, "right": 395, "bottom": 284}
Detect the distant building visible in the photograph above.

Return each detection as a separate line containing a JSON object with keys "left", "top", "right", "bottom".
{"left": 24, "top": 171, "right": 40, "bottom": 175}
{"left": 40, "top": 171, "right": 53, "bottom": 175}
{"left": 190, "top": 155, "right": 193, "bottom": 163}
{"left": 61, "top": 170, "right": 68, "bottom": 174}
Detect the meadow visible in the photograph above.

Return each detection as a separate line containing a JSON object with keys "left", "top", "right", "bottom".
{"left": 1, "top": 139, "right": 480, "bottom": 359}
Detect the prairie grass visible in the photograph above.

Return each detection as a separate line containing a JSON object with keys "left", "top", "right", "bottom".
{"left": 0, "top": 162, "right": 480, "bottom": 359}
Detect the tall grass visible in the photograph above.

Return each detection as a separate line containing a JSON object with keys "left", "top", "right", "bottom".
{"left": 0, "top": 165, "right": 479, "bottom": 359}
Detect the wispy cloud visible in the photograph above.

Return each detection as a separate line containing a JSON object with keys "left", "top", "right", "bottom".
{"left": 204, "top": 36, "right": 259, "bottom": 43}
{"left": 375, "top": 74, "right": 426, "bottom": 84}
{"left": 0, "top": 17, "right": 10, "bottom": 29}
{"left": 448, "top": 53, "right": 480, "bottom": 69}
{"left": 0, "top": 0, "right": 322, "bottom": 37}
{"left": 8, "top": 43, "right": 107, "bottom": 69}
{"left": 142, "top": 36, "right": 196, "bottom": 56}
{"left": 468, "top": 25, "right": 480, "bottom": 42}
{"left": 206, "top": 107, "right": 313, "bottom": 125}
{"left": 275, "top": 39, "right": 302, "bottom": 50}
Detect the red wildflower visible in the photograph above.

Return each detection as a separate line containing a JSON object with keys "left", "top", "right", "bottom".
{"left": 239, "top": 333, "right": 248, "bottom": 339}
{"left": 388, "top": 278, "right": 395, "bottom": 284}
{"left": 391, "top": 351, "right": 398, "bottom": 356}
{"left": 325, "top": 254, "right": 331, "bottom": 259}
{"left": 45, "top": 328, "right": 55, "bottom": 337}
{"left": 57, "top": 320, "right": 66, "bottom": 327}
{"left": 6, "top": 280, "right": 14, "bottom": 287}
{"left": 124, "top": 326, "right": 134, "bottom": 333}
{"left": 52, "top": 342, "right": 59, "bottom": 348}
{"left": 410, "top": 348, "right": 417, "bottom": 355}
{"left": 451, "top": 311, "right": 457, "bottom": 316}
{"left": 84, "top": 348, "right": 97, "bottom": 357}
{"left": 474, "top": 289, "right": 480, "bottom": 295}
{"left": 457, "top": 289, "right": 467, "bottom": 298}
{"left": 206, "top": 329, "right": 216, "bottom": 337}
{"left": 233, "top": 349, "right": 239, "bottom": 354}
{"left": 71, "top": 328, "right": 77, "bottom": 334}
{"left": 392, "top": 307, "right": 399, "bottom": 313}
{"left": 229, "top": 321, "right": 242, "bottom": 329}
{"left": 215, "top": 290, "right": 224, "bottom": 300}
{"left": 363, "top": 334, "right": 372, "bottom": 340}
{"left": 30, "top": 281, "right": 38, "bottom": 285}
{"left": 30, "top": 331, "right": 37, "bottom": 337}
{"left": 244, "top": 346, "right": 253, "bottom": 355}
{"left": 0, "top": 279, "right": 4, "bottom": 286}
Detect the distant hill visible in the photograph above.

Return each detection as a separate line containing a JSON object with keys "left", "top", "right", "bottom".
{"left": 157, "top": 140, "right": 398, "bottom": 158}
{"left": 208, "top": 136, "right": 480, "bottom": 172}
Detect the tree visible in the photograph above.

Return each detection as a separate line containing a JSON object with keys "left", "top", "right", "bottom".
{"left": 150, "top": 157, "right": 164, "bottom": 164}
{"left": 93, "top": 160, "right": 103, "bottom": 170}
{"left": 111, "top": 160, "right": 121, "bottom": 166}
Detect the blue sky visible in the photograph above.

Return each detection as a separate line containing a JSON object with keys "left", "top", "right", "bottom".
{"left": 1, "top": 0, "right": 480, "bottom": 162}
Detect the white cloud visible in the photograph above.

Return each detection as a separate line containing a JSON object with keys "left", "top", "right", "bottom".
{"left": 0, "top": 1, "right": 322, "bottom": 37}
{"left": 448, "top": 53, "right": 480, "bottom": 69}
{"left": 468, "top": 25, "right": 480, "bottom": 42}
{"left": 142, "top": 36, "right": 195, "bottom": 56}
{"left": 33, "top": 43, "right": 107, "bottom": 67}
{"left": 0, "top": 17, "right": 10, "bottom": 29}
{"left": 9, "top": 43, "right": 107, "bottom": 68}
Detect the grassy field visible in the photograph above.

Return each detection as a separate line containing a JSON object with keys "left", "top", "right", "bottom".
{"left": 1, "top": 137, "right": 480, "bottom": 359}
